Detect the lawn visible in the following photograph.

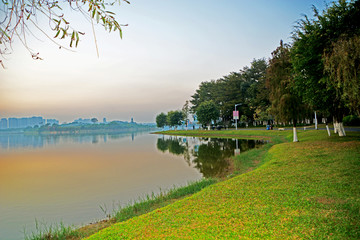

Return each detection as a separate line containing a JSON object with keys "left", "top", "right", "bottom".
{"left": 86, "top": 129, "right": 360, "bottom": 239}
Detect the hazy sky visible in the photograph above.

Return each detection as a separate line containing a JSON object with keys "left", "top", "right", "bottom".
{"left": 0, "top": 0, "right": 332, "bottom": 123}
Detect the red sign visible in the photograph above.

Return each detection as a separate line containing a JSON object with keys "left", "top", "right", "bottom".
{"left": 233, "top": 111, "right": 239, "bottom": 120}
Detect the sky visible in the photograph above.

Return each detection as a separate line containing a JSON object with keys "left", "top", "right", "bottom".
{"left": 0, "top": 0, "right": 333, "bottom": 123}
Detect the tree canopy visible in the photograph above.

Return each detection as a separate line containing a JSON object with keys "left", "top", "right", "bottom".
{"left": 291, "top": 0, "right": 360, "bottom": 122}
{"left": 156, "top": 112, "right": 167, "bottom": 128}
{"left": 267, "top": 41, "right": 305, "bottom": 127}
{"left": 196, "top": 100, "right": 220, "bottom": 127}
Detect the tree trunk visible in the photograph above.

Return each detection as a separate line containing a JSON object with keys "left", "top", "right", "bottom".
{"left": 339, "top": 122, "right": 346, "bottom": 136}
{"left": 334, "top": 118, "right": 346, "bottom": 137}
{"left": 326, "top": 124, "right": 331, "bottom": 136}
{"left": 293, "top": 120, "right": 299, "bottom": 142}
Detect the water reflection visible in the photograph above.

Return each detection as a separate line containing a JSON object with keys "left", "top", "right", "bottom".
{"left": 0, "top": 131, "right": 145, "bottom": 151}
{"left": 0, "top": 132, "right": 203, "bottom": 240}
{"left": 156, "top": 136, "right": 266, "bottom": 178}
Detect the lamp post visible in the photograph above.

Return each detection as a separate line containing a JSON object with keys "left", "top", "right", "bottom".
{"left": 234, "top": 103, "right": 242, "bottom": 130}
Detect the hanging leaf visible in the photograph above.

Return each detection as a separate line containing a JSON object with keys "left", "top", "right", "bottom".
{"left": 54, "top": 30, "right": 60, "bottom": 38}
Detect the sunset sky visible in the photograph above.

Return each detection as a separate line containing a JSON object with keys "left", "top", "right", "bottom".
{"left": 0, "top": 0, "right": 332, "bottom": 123}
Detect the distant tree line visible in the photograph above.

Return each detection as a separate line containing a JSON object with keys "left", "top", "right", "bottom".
{"left": 156, "top": 0, "right": 360, "bottom": 141}
{"left": 24, "top": 121, "right": 153, "bottom": 133}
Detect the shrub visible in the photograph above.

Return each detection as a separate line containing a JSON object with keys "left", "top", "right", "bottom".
{"left": 343, "top": 115, "right": 360, "bottom": 126}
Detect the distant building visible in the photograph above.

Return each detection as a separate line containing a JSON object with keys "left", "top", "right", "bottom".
{"left": 131, "top": 118, "right": 134, "bottom": 123}
{"left": 103, "top": 118, "right": 107, "bottom": 123}
{"left": 28, "top": 116, "right": 44, "bottom": 127}
{"left": 6, "top": 116, "right": 45, "bottom": 129}
{"left": 0, "top": 118, "right": 8, "bottom": 129}
{"left": 8, "top": 118, "right": 19, "bottom": 129}
{"left": 19, "top": 117, "right": 29, "bottom": 128}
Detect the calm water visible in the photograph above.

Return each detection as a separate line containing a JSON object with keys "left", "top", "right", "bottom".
{"left": 0, "top": 132, "right": 264, "bottom": 239}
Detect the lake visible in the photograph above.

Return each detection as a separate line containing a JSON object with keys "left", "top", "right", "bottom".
{"left": 0, "top": 131, "right": 265, "bottom": 239}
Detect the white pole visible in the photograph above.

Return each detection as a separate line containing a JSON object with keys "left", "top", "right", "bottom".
{"left": 314, "top": 111, "right": 318, "bottom": 130}
{"left": 235, "top": 104, "right": 238, "bottom": 130}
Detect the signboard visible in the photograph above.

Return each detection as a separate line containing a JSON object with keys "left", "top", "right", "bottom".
{"left": 233, "top": 111, "right": 239, "bottom": 120}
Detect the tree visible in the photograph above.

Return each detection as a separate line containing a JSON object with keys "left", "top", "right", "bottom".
{"left": 323, "top": 35, "right": 360, "bottom": 116}
{"left": 182, "top": 100, "right": 190, "bottom": 129}
{"left": 291, "top": 0, "right": 360, "bottom": 136}
{"left": 156, "top": 112, "right": 167, "bottom": 128}
{"left": 267, "top": 41, "right": 304, "bottom": 142}
{"left": 91, "top": 118, "right": 98, "bottom": 124}
{"left": 196, "top": 100, "right": 220, "bottom": 129}
{"left": 167, "top": 110, "right": 183, "bottom": 129}
{"left": 0, "top": 0, "right": 130, "bottom": 67}
{"left": 189, "top": 58, "right": 269, "bottom": 128}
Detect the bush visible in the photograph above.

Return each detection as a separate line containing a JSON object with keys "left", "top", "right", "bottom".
{"left": 343, "top": 115, "right": 360, "bottom": 126}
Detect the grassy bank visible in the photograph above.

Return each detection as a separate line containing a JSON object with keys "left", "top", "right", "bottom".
{"left": 25, "top": 179, "right": 217, "bottom": 240}
{"left": 86, "top": 129, "right": 360, "bottom": 239}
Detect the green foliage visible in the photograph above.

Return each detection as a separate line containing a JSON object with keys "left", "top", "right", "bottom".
{"left": 24, "top": 220, "right": 81, "bottom": 240}
{"left": 195, "top": 100, "right": 220, "bottom": 126}
{"left": 155, "top": 112, "right": 167, "bottom": 128}
{"left": 291, "top": 0, "right": 360, "bottom": 121}
{"left": 182, "top": 101, "right": 191, "bottom": 126}
{"left": 266, "top": 41, "right": 305, "bottom": 126}
{"left": 189, "top": 59, "right": 269, "bottom": 126}
{"left": 167, "top": 110, "right": 183, "bottom": 128}
{"left": 343, "top": 115, "right": 360, "bottom": 126}
{"left": 24, "top": 121, "right": 152, "bottom": 134}
{"left": 323, "top": 35, "right": 360, "bottom": 115}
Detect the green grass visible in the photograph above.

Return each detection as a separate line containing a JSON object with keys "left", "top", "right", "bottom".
{"left": 114, "top": 178, "right": 217, "bottom": 223}
{"left": 24, "top": 179, "right": 217, "bottom": 240}
{"left": 86, "top": 130, "right": 360, "bottom": 239}
{"left": 24, "top": 220, "right": 81, "bottom": 240}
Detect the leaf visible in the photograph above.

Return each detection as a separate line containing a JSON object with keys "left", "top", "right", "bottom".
{"left": 75, "top": 32, "right": 79, "bottom": 47}
{"left": 96, "top": 11, "right": 100, "bottom": 23}
{"left": 62, "top": 18, "right": 69, "bottom": 24}
{"left": 54, "top": 30, "right": 60, "bottom": 38}
{"left": 61, "top": 29, "right": 66, "bottom": 39}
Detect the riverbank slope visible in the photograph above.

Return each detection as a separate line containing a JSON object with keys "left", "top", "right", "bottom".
{"left": 86, "top": 129, "right": 360, "bottom": 239}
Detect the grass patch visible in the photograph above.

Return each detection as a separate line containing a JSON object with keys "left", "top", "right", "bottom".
{"left": 24, "top": 179, "right": 217, "bottom": 240}
{"left": 113, "top": 178, "right": 217, "bottom": 223}
{"left": 86, "top": 130, "right": 360, "bottom": 239}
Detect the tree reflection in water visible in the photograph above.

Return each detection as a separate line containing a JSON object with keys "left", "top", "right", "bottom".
{"left": 156, "top": 136, "right": 265, "bottom": 178}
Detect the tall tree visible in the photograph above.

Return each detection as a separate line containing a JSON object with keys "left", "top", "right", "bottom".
{"left": 267, "top": 41, "right": 304, "bottom": 142}
{"left": 156, "top": 112, "right": 167, "bottom": 128}
{"left": 323, "top": 35, "right": 360, "bottom": 116}
{"left": 182, "top": 100, "right": 191, "bottom": 129}
{"left": 292, "top": 0, "right": 360, "bottom": 136}
{"left": 167, "top": 110, "right": 183, "bottom": 129}
{"left": 196, "top": 100, "right": 220, "bottom": 130}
